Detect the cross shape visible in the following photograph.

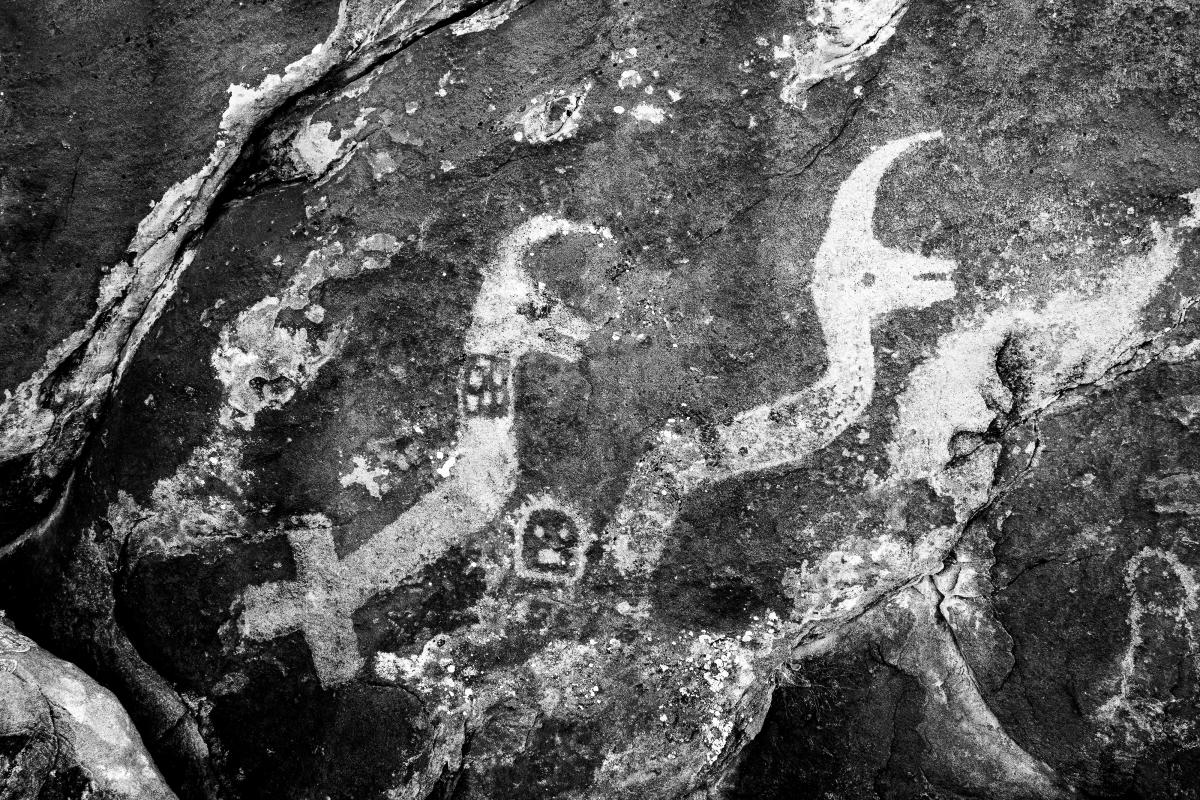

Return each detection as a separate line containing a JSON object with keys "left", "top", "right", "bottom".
{"left": 240, "top": 525, "right": 364, "bottom": 686}
{"left": 234, "top": 216, "right": 607, "bottom": 685}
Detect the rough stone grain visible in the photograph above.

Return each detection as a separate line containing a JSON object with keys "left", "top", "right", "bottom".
{"left": 3, "top": 1, "right": 1200, "bottom": 799}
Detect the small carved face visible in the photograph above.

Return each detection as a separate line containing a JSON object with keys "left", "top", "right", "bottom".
{"left": 513, "top": 498, "right": 590, "bottom": 583}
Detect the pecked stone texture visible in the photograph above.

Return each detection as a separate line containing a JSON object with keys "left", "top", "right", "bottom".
{"left": 3, "top": 1, "right": 1200, "bottom": 799}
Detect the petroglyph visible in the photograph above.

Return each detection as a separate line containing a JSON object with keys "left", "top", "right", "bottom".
{"left": 337, "top": 156, "right": 1193, "bottom": 797}
{"left": 339, "top": 456, "right": 392, "bottom": 498}
{"left": 337, "top": 436, "right": 418, "bottom": 499}
{"left": 847, "top": 198, "right": 1194, "bottom": 730}
{"left": 460, "top": 355, "right": 512, "bottom": 417}
{"left": 788, "top": 202, "right": 1195, "bottom": 782}
{"left": 808, "top": 226, "right": 1194, "bottom": 683}
{"left": 577, "top": 159, "right": 1191, "bottom": 792}
{"left": 16, "top": 1, "right": 1200, "bottom": 796}
{"left": 511, "top": 494, "right": 592, "bottom": 583}
{"left": 0, "top": 0, "right": 519, "bottom": 533}
{"left": 1097, "top": 547, "right": 1200, "bottom": 751}
{"left": 773, "top": 0, "right": 909, "bottom": 109}
{"left": 607, "top": 130, "right": 956, "bottom": 575}
{"left": 888, "top": 215, "right": 1187, "bottom": 513}
{"left": 238, "top": 215, "right": 610, "bottom": 685}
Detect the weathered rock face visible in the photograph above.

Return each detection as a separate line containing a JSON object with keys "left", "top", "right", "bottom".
{"left": 0, "top": 619, "right": 176, "bottom": 800}
{"left": 3, "top": 1, "right": 1200, "bottom": 798}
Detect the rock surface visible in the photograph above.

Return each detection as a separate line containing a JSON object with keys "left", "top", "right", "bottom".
{"left": 3, "top": 1, "right": 1200, "bottom": 798}
{"left": 0, "top": 619, "right": 176, "bottom": 800}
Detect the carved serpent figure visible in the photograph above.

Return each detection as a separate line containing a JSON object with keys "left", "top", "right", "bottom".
{"left": 236, "top": 133, "right": 951, "bottom": 688}
{"left": 237, "top": 215, "right": 609, "bottom": 686}
{"left": 231, "top": 131, "right": 1189, "bottom": 799}
{"left": 606, "top": 130, "right": 955, "bottom": 575}
{"left": 368, "top": 131, "right": 980, "bottom": 799}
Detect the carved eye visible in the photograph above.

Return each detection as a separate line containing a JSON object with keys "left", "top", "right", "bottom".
{"left": 861, "top": 272, "right": 877, "bottom": 287}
